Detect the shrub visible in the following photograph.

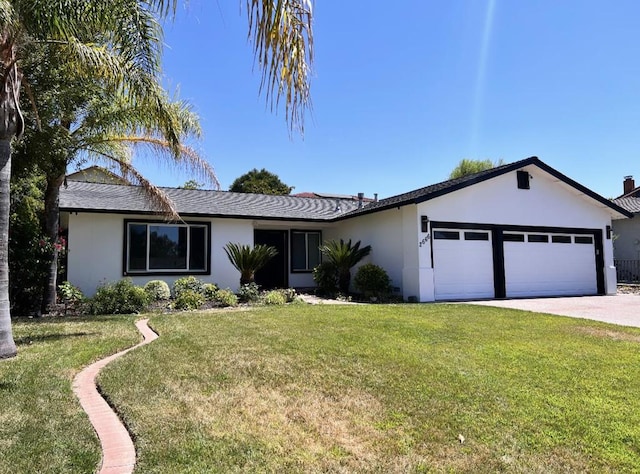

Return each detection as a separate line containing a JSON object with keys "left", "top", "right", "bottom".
{"left": 202, "top": 283, "right": 219, "bottom": 301}
{"left": 87, "top": 279, "right": 148, "bottom": 315}
{"left": 238, "top": 282, "right": 261, "bottom": 303}
{"left": 213, "top": 288, "right": 238, "bottom": 307}
{"left": 58, "top": 281, "right": 84, "bottom": 305}
{"left": 353, "top": 263, "right": 392, "bottom": 300}
{"left": 279, "top": 288, "right": 297, "bottom": 303}
{"left": 173, "top": 276, "right": 204, "bottom": 298}
{"left": 173, "top": 290, "right": 205, "bottom": 311}
{"left": 224, "top": 242, "right": 278, "bottom": 286}
{"left": 263, "top": 290, "right": 286, "bottom": 305}
{"left": 144, "top": 280, "right": 171, "bottom": 301}
{"left": 312, "top": 261, "right": 338, "bottom": 297}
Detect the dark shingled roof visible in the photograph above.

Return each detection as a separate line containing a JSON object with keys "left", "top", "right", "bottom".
{"left": 60, "top": 156, "right": 633, "bottom": 221}
{"left": 612, "top": 197, "right": 640, "bottom": 214}
{"left": 59, "top": 181, "right": 361, "bottom": 221}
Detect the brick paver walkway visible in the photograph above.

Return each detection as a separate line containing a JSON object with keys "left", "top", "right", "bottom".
{"left": 72, "top": 319, "right": 158, "bottom": 474}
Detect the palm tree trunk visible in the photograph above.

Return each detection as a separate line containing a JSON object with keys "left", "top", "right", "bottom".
{"left": 41, "top": 171, "right": 66, "bottom": 313}
{"left": 0, "top": 138, "right": 17, "bottom": 358}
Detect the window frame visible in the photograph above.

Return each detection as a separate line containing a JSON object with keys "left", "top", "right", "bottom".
{"left": 290, "top": 229, "right": 322, "bottom": 273}
{"left": 123, "top": 219, "right": 211, "bottom": 276}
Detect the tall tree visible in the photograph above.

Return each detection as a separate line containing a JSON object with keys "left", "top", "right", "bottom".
{"left": 230, "top": 168, "right": 293, "bottom": 195}
{"left": 449, "top": 159, "right": 505, "bottom": 179}
{"left": 0, "top": 0, "right": 314, "bottom": 359}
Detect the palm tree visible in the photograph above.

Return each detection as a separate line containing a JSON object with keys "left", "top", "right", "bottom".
{"left": 319, "top": 239, "right": 372, "bottom": 294}
{"left": 0, "top": 0, "right": 314, "bottom": 359}
{"left": 224, "top": 242, "right": 278, "bottom": 286}
{"left": 18, "top": 46, "right": 218, "bottom": 312}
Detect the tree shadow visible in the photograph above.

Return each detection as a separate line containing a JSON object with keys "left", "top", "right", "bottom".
{"left": 14, "top": 332, "right": 96, "bottom": 346}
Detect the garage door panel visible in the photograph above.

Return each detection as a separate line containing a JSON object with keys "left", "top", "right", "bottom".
{"left": 433, "top": 229, "right": 494, "bottom": 300}
{"left": 504, "top": 234, "right": 597, "bottom": 298}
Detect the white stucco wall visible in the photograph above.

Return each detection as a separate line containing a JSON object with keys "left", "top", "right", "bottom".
{"left": 66, "top": 213, "right": 254, "bottom": 296}
{"left": 65, "top": 213, "right": 339, "bottom": 296}
{"left": 325, "top": 207, "right": 406, "bottom": 295}
{"left": 415, "top": 165, "right": 618, "bottom": 298}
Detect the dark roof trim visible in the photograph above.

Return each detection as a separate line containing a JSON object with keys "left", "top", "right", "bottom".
{"left": 532, "top": 160, "right": 633, "bottom": 218}
{"left": 333, "top": 157, "right": 633, "bottom": 220}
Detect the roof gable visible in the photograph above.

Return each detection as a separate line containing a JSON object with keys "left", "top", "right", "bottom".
{"left": 338, "top": 156, "right": 633, "bottom": 220}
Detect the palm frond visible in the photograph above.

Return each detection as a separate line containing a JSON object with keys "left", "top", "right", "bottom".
{"left": 247, "top": 0, "right": 313, "bottom": 134}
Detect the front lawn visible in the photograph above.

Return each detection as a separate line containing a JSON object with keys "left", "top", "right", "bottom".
{"left": 95, "top": 304, "right": 640, "bottom": 473}
{"left": 0, "top": 315, "right": 140, "bottom": 473}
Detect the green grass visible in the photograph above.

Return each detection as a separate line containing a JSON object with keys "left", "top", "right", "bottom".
{"left": 0, "top": 315, "right": 140, "bottom": 474}
{"left": 92, "top": 304, "right": 640, "bottom": 473}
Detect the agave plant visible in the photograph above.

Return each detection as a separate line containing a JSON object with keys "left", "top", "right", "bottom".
{"left": 224, "top": 243, "right": 278, "bottom": 286}
{"left": 319, "top": 239, "right": 372, "bottom": 294}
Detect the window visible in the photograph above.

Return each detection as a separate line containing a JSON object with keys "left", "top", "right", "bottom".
{"left": 528, "top": 234, "right": 549, "bottom": 243}
{"left": 291, "top": 231, "right": 321, "bottom": 272}
{"left": 503, "top": 233, "right": 525, "bottom": 242}
{"left": 125, "top": 221, "right": 209, "bottom": 274}
{"left": 575, "top": 236, "right": 593, "bottom": 244}
{"left": 433, "top": 231, "right": 460, "bottom": 240}
{"left": 552, "top": 235, "right": 571, "bottom": 244}
{"left": 464, "top": 231, "right": 489, "bottom": 241}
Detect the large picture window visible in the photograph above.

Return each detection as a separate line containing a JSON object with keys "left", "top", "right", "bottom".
{"left": 125, "top": 221, "right": 210, "bottom": 274}
{"left": 291, "top": 230, "right": 321, "bottom": 272}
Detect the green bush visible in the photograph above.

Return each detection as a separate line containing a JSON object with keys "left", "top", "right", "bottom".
{"left": 144, "top": 280, "right": 171, "bottom": 301}
{"left": 312, "top": 261, "right": 338, "bottom": 297}
{"left": 87, "top": 279, "right": 148, "bottom": 315}
{"left": 58, "top": 281, "right": 84, "bottom": 304}
{"left": 173, "top": 290, "right": 205, "bottom": 311}
{"left": 213, "top": 288, "right": 238, "bottom": 307}
{"left": 278, "top": 288, "right": 297, "bottom": 303}
{"left": 238, "top": 282, "right": 261, "bottom": 303}
{"left": 202, "top": 283, "right": 219, "bottom": 301}
{"left": 173, "top": 276, "right": 204, "bottom": 298}
{"left": 353, "top": 263, "right": 392, "bottom": 300}
{"left": 263, "top": 290, "right": 286, "bottom": 305}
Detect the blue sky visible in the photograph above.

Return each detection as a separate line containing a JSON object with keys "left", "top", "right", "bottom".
{"left": 132, "top": 0, "right": 640, "bottom": 199}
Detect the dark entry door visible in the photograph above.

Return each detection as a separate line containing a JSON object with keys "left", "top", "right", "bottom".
{"left": 254, "top": 230, "right": 288, "bottom": 289}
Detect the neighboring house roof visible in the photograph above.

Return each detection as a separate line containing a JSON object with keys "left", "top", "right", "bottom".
{"left": 66, "top": 166, "right": 127, "bottom": 185}
{"left": 337, "top": 156, "right": 633, "bottom": 220}
{"left": 292, "top": 191, "right": 375, "bottom": 201}
{"left": 612, "top": 197, "right": 640, "bottom": 214}
{"left": 60, "top": 156, "right": 633, "bottom": 221}
{"left": 618, "top": 187, "right": 640, "bottom": 199}
{"left": 60, "top": 181, "right": 360, "bottom": 221}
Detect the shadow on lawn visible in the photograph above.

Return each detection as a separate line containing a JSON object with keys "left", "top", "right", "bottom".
{"left": 15, "top": 332, "right": 96, "bottom": 346}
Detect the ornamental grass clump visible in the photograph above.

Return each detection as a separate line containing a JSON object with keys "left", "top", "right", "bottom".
{"left": 263, "top": 290, "right": 286, "bottom": 305}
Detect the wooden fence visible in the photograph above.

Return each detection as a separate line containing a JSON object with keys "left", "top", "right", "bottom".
{"left": 615, "top": 260, "right": 640, "bottom": 283}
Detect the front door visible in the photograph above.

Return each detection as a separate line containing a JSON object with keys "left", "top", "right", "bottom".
{"left": 254, "top": 230, "right": 288, "bottom": 289}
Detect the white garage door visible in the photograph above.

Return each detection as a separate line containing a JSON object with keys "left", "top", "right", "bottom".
{"left": 504, "top": 232, "right": 598, "bottom": 297}
{"left": 433, "top": 229, "right": 495, "bottom": 300}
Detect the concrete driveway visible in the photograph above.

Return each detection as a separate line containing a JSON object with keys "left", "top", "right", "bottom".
{"left": 466, "top": 294, "right": 640, "bottom": 328}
